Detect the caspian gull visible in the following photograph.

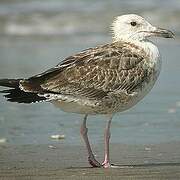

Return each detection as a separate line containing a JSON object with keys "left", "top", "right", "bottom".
{"left": 0, "top": 14, "right": 174, "bottom": 168}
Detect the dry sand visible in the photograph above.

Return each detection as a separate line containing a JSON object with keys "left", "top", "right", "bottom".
{"left": 0, "top": 142, "right": 180, "bottom": 179}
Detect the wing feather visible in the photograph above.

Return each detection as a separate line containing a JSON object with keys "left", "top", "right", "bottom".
{"left": 21, "top": 42, "right": 149, "bottom": 100}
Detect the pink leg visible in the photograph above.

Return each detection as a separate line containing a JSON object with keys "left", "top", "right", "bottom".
{"left": 102, "top": 115, "right": 113, "bottom": 168}
{"left": 80, "top": 114, "right": 101, "bottom": 168}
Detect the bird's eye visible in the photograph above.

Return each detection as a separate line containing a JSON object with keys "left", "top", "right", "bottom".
{"left": 130, "top": 21, "right": 137, "bottom": 26}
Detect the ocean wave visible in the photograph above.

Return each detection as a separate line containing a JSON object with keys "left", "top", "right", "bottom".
{"left": 0, "top": 0, "right": 180, "bottom": 36}
{"left": 3, "top": 12, "right": 105, "bottom": 36}
{"left": 5, "top": 21, "right": 78, "bottom": 36}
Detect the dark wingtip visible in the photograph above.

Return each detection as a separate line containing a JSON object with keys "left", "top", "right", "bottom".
{"left": 1, "top": 88, "right": 46, "bottom": 104}
{"left": 0, "top": 79, "right": 21, "bottom": 88}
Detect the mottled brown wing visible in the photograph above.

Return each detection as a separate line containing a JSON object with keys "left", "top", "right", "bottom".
{"left": 29, "top": 42, "right": 149, "bottom": 100}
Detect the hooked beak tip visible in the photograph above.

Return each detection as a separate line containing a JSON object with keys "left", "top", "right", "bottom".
{"left": 153, "top": 27, "right": 175, "bottom": 38}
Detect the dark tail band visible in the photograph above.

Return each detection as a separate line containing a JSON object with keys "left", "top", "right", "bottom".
{"left": 0, "top": 79, "right": 46, "bottom": 103}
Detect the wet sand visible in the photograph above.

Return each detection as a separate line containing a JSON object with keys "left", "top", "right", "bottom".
{"left": 0, "top": 142, "right": 180, "bottom": 179}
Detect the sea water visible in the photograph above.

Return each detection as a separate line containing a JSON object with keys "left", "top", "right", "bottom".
{"left": 0, "top": 0, "right": 180, "bottom": 146}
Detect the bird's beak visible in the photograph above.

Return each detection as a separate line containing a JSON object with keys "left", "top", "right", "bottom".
{"left": 150, "top": 27, "right": 175, "bottom": 38}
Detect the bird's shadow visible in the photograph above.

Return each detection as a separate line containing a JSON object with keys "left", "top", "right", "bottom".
{"left": 67, "top": 162, "right": 180, "bottom": 169}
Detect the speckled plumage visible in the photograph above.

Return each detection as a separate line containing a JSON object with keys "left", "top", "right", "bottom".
{"left": 18, "top": 41, "right": 159, "bottom": 114}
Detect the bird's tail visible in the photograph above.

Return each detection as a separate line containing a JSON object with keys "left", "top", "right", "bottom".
{"left": 0, "top": 79, "right": 46, "bottom": 103}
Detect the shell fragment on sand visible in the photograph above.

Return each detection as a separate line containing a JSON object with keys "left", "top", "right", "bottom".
{"left": 0, "top": 138, "right": 7, "bottom": 143}
{"left": 50, "top": 134, "right": 65, "bottom": 140}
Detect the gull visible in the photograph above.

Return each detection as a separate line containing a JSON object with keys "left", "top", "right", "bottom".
{"left": 0, "top": 14, "right": 174, "bottom": 168}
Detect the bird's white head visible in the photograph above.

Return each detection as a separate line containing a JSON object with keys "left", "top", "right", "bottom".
{"left": 112, "top": 14, "right": 174, "bottom": 42}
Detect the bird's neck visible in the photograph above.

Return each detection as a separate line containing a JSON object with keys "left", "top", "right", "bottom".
{"left": 119, "top": 38, "right": 160, "bottom": 61}
{"left": 138, "top": 40, "right": 160, "bottom": 61}
{"left": 132, "top": 39, "right": 162, "bottom": 74}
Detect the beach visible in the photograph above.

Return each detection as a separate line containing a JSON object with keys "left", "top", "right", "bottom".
{"left": 0, "top": 0, "right": 180, "bottom": 179}
{"left": 1, "top": 142, "right": 180, "bottom": 179}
